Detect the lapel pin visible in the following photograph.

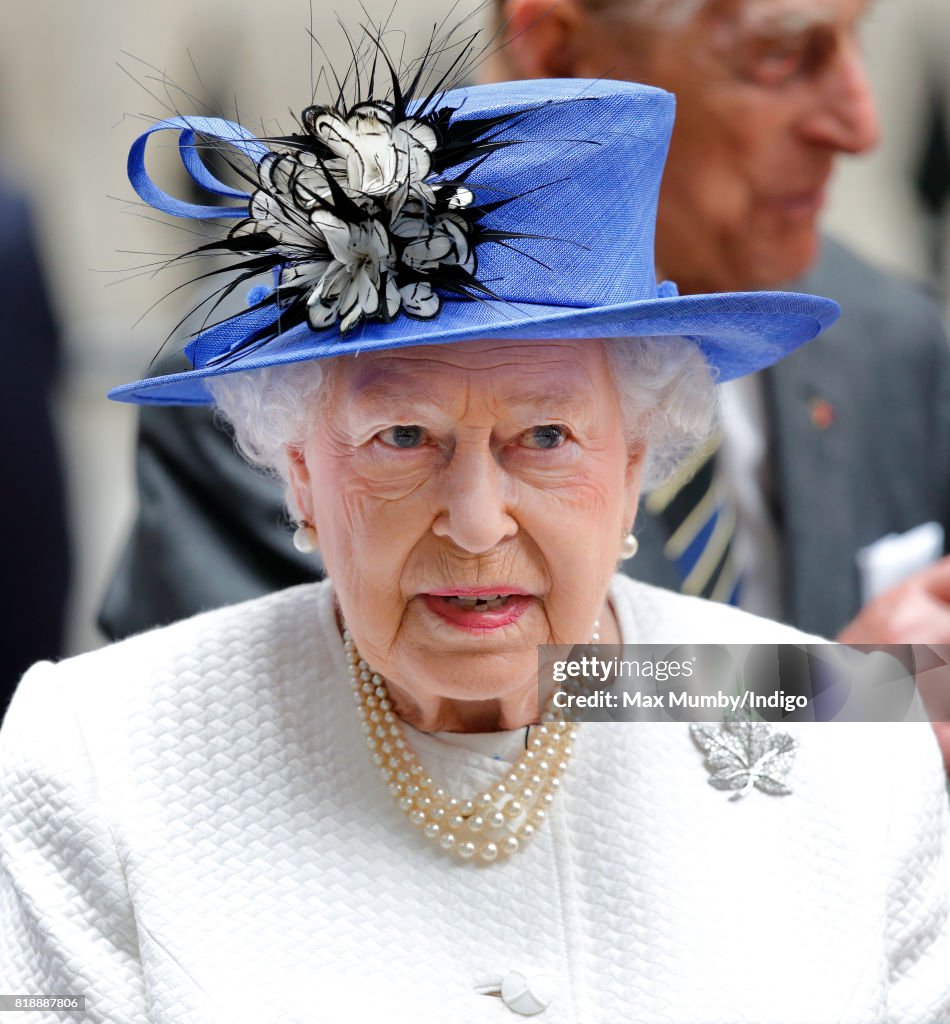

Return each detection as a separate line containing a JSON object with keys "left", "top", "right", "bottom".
{"left": 808, "top": 396, "right": 836, "bottom": 431}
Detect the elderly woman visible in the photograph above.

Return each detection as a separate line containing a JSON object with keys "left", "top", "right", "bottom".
{"left": 1, "top": 62, "right": 948, "bottom": 1024}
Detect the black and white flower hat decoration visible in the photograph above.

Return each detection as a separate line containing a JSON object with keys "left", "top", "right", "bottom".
{"left": 232, "top": 99, "right": 480, "bottom": 332}
{"left": 111, "top": 31, "right": 840, "bottom": 405}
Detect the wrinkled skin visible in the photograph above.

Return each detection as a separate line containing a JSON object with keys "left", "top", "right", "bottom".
{"left": 287, "top": 338, "right": 643, "bottom": 732}
{"left": 497, "top": 0, "right": 879, "bottom": 294}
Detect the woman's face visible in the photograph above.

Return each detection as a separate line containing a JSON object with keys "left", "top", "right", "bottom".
{"left": 287, "top": 338, "right": 644, "bottom": 727}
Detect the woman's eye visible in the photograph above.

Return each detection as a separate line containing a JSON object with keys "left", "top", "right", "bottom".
{"left": 378, "top": 425, "right": 426, "bottom": 449}
{"left": 520, "top": 425, "right": 568, "bottom": 450}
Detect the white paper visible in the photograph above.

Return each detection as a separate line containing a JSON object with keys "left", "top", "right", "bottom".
{"left": 856, "top": 521, "right": 945, "bottom": 602}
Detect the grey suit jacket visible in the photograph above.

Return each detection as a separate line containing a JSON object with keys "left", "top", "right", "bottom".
{"left": 633, "top": 238, "right": 950, "bottom": 635}
{"left": 99, "top": 239, "right": 950, "bottom": 640}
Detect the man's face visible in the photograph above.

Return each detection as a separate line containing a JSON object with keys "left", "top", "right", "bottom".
{"left": 573, "top": 0, "right": 879, "bottom": 293}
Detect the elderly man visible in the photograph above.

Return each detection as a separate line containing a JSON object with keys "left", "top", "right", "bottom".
{"left": 100, "top": 0, "right": 950, "bottom": 733}
{"left": 488, "top": 0, "right": 947, "bottom": 618}
{"left": 489, "top": 0, "right": 950, "bottom": 762}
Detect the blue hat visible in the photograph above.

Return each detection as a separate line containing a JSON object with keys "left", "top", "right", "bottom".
{"left": 109, "top": 77, "right": 839, "bottom": 405}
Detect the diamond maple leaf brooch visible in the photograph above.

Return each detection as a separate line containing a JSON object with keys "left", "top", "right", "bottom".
{"left": 690, "top": 712, "right": 798, "bottom": 801}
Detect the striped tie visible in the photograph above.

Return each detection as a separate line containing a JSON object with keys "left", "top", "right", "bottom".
{"left": 645, "top": 438, "right": 744, "bottom": 605}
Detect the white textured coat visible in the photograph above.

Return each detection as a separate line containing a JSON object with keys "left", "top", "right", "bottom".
{"left": 2, "top": 576, "right": 948, "bottom": 1023}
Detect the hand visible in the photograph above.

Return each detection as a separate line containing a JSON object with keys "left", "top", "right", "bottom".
{"left": 838, "top": 558, "right": 950, "bottom": 777}
{"left": 838, "top": 556, "right": 950, "bottom": 646}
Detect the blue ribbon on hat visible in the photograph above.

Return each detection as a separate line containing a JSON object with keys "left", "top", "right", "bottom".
{"left": 127, "top": 116, "right": 270, "bottom": 220}
{"left": 129, "top": 116, "right": 282, "bottom": 366}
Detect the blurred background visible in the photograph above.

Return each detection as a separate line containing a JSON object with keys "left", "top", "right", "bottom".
{"left": 0, "top": 0, "right": 947, "bottom": 663}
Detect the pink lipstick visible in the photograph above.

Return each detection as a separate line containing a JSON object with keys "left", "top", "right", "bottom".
{"left": 421, "top": 588, "right": 533, "bottom": 632}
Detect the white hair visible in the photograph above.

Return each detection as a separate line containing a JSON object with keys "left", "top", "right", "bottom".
{"left": 207, "top": 336, "right": 718, "bottom": 521}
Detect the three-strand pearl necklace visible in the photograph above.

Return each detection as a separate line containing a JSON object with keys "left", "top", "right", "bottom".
{"left": 345, "top": 623, "right": 599, "bottom": 863}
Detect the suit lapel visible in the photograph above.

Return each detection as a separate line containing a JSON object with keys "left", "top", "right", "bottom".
{"left": 631, "top": 317, "right": 861, "bottom": 637}
{"left": 765, "top": 326, "right": 859, "bottom": 636}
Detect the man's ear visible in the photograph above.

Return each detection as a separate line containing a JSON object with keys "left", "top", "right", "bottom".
{"left": 500, "top": 0, "right": 586, "bottom": 79}
{"left": 285, "top": 444, "right": 314, "bottom": 523}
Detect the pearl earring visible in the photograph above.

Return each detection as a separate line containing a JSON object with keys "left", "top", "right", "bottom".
{"left": 292, "top": 523, "right": 319, "bottom": 554}
{"left": 620, "top": 532, "right": 638, "bottom": 560}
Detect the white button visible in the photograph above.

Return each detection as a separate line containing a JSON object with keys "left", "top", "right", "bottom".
{"left": 500, "top": 970, "right": 556, "bottom": 1016}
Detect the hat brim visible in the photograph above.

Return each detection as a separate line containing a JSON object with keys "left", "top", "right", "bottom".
{"left": 108, "top": 290, "right": 839, "bottom": 405}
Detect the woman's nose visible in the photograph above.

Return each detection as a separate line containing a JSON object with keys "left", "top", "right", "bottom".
{"left": 430, "top": 443, "right": 518, "bottom": 553}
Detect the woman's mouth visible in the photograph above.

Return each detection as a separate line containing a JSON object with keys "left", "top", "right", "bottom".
{"left": 421, "top": 591, "right": 533, "bottom": 631}
{"left": 444, "top": 594, "right": 510, "bottom": 610}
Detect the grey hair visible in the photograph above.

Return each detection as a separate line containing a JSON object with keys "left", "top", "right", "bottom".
{"left": 575, "top": 0, "right": 705, "bottom": 24}
{"left": 494, "top": 0, "right": 706, "bottom": 27}
{"left": 207, "top": 336, "right": 718, "bottom": 521}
